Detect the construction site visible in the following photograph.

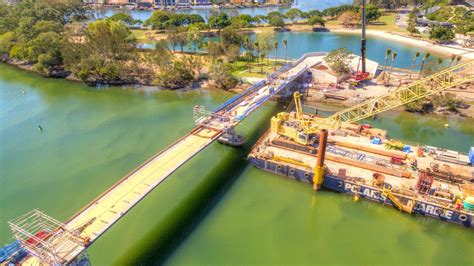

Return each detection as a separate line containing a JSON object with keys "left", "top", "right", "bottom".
{"left": 1, "top": 3, "right": 473, "bottom": 265}
{"left": 249, "top": 74, "right": 474, "bottom": 227}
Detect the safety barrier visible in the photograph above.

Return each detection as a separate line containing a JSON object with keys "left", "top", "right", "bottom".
{"left": 213, "top": 53, "right": 324, "bottom": 113}
{"left": 212, "top": 80, "right": 266, "bottom": 112}
{"left": 292, "top": 52, "right": 327, "bottom": 66}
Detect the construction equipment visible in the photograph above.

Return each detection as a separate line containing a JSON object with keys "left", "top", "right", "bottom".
{"left": 270, "top": 60, "right": 474, "bottom": 145}
{"left": 360, "top": 0, "right": 367, "bottom": 74}
{"left": 415, "top": 169, "right": 434, "bottom": 194}
{"left": 382, "top": 188, "right": 415, "bottom": 214}
{"left": 8, "top": 210, "right": 86, "bottom": 265}
{"left": 272, "top": 155, "right": 310, "bottom": 169}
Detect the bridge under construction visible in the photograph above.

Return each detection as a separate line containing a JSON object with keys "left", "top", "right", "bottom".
{"left": 6, "top": 53, "right": 325, "bottom": 265}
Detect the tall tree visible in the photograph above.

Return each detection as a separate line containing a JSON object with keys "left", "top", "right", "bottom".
{"left": 386, "top": 52, "right": 397, "bottom": 84}
{"left": 269, "top": 16, "right": 285, "bottom": 29}
{"left": 283, "top": 39, "right": 288, "bottom": 64}
{"left": 409, "top": 51, "right": 420, "bottom": 79}
{"left": 256, "top": 32, "right": 274, "bottom": 65}
{"left": 308, "top": 15, "right": 325, "bottom": 28}
{"left": 208, "top": 59, "right": 238, "bottom": 90}
{"left": 243, "top": 36, "right": 253, "bottom": 72}
{"left": 208, "top": 12, "right": 231, "bottom": 30}
{"left": 364, "top": 5, "right": 381, "bottom": 23}
{"left": 455, "top": 55, "right": 462, "bottom": 66}
{"left": 62, "top": 20, "right": 137, "bottom": 83}
{"left": 186, "top": 24, "right": 202, "bottom": 53}
{"left": 286, "top": 8, "right": 304, "bottom": 22}
{"left": 339, "top": 11, "right": 360, "bottom": 28}
{"left": 418, "top": 52, "right": 431, "bottom": 78}
{"left": 254, "top": 40, "right": 261, "bottom": 73}
{"left": 273, "top": 40, "right": 278, "bottom": 70}
{"left": 448, "top": 54, "right": 456, "bottom": 67}
{"left": 381, "top": 48, "right": 392, "bottom": 80}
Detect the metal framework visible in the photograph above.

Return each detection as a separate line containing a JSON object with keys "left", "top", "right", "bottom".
{"left": 8, "top": 209, "right": 86, "bottom": 265}
{"left": 311, "top": 59, "right": 474, "bottom": 131}
{"left": 193, "top": 105, "right": 232, "bottom": 130}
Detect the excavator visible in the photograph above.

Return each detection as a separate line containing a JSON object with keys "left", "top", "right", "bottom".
{"left": 270, "top": 59, "right": 474, "bottom": 146}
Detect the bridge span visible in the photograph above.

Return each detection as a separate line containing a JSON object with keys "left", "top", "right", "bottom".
{"left": 8, "top": 53, "right": 325, "bottom": 265}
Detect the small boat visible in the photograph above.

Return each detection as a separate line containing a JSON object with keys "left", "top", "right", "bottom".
{"left": 218, "top": 128, "right": 244, "bottom": 147}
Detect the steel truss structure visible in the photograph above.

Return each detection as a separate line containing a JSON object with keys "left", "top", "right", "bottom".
{"left": 8, "top": 209, "right": 86, "bottom": 265}
{"left": 311, "top": 60, "right": 474, "bottom": 131}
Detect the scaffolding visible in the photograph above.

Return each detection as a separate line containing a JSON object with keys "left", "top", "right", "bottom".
{"left": 416, "top": 169, "right": 434, "bottom": 195}
{"left": 8, "top": 209, "right": 86, "bottom": 265}
{"left": 193, "top": 105, "right": 232, "bottom": 130}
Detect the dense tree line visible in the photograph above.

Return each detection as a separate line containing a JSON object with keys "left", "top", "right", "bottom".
{"left": 0, "top": 1, "right": 384, "bottom": 89}
{"left": 143, "top": 5, "right": 381, "bottom": 32}
{"left": 0, "top": 0, "right": 87, "bottom": 75}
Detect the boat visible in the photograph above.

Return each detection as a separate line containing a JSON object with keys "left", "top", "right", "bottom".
{"left": 218, "top": 128, "right": 244, "bottom": 147}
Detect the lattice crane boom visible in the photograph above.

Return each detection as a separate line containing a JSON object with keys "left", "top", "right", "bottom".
{"left": 310, "top": 59, "right": 474, "bottom": 131}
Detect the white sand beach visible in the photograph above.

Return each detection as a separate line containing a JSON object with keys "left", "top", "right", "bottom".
{"left": 332, "top": 29, "right": 474, "bottom": 60}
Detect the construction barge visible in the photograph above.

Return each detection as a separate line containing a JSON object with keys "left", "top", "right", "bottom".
{"left": 247, "top": 78, "right": 474, "bottom": 227}
{"left": 248, "top": 114, "right": 474, "bottom": 227}
{"left": 247, "top": 57, "right": 474, "bottom": 228}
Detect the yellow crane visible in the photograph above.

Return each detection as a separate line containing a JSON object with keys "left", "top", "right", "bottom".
{"left": 271, "top": 59, "right": 474, "bottom": 145}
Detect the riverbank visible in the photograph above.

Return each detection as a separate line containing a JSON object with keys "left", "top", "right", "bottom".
{"left": 2, "top": 20, "right": 470, "bottom": 91}
{"left": 135, "top": 22, "right": 474, "bottom": 60}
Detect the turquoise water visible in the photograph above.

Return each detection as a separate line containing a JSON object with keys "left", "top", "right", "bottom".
{"left": 140, "top": 31, "right": 444, "bottom": 69}
{"left": 274, "top": 31, "right": 443, "bottom": 69}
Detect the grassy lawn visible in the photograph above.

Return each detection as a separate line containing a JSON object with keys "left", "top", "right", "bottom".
{"left": 131, "top": 29, "right": 167, "bottom": 43}
{"left": 131, "top": 29, "right": 148, "bottom": 41}
{"left": 230, "top": 60, "right": 285, "bottom": 78}
{"left": 325, "top": 12, "right": 407, "bottom": 34}
{"left": 367, "top": 12, "right": 406, "bottom": 33}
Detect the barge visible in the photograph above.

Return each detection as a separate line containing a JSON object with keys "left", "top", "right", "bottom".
{"left": 248, "top": 116, "right": 474, "bottom": 228}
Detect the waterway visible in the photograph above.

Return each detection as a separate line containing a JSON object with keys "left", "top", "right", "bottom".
{"left": 140, "top": 31, "right": 445, "bottom": 69}
{"left": 1, "top": 59, "right": 473, "bottom": 265}
{"left": 95, "top": 0, "right": 353, "bottom": 22}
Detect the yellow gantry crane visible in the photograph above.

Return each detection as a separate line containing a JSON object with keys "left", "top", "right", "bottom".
{"left": 271, "top": 59, "right": 474, "bottom": 145}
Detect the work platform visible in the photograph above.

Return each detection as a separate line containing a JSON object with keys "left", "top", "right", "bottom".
{"left": 8, "top": 53, "right": 326, "bottom": 265}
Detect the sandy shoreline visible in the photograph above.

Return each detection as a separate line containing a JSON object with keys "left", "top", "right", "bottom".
{"left": 331, "top": 29, "right": 474, "bottom": 60}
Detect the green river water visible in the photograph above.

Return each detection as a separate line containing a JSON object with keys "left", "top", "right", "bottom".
{"left": 0, "top": 61, "right": 473, "bottom": 265}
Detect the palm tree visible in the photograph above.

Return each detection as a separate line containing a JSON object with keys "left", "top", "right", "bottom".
{"left": 273, "top": 40, "right": 279, "bottom": 70}
{"left": 437, "top": 58, "right": 444, "bottom": 66}
{"left": 261, "top": 51, "right": 266, "bottom": 73}
{"left": 381, "top": 48, "right": 392, "bottom": 80}
{"left": 386, "top": 52, "right": 397, "bottom": 84}
{"left": 418, "top": 52, "right": 431, "bottom": 78}
{"left": 455, "top": 55, "right": 462, "bottom": 66}
{"left": 448, "top": 54, "right": 456, "bottom": 67}
{"left": 408, "top": 51, "right": 420, "bottom": 80}
{"left": 254, "top": 40, "right": 260, "bottom": 73}
{"left": 283, "top": 39, "right": 288, "bottom": 64}
{"left": 243, "top": 36, "right": 253, "bottom": 72}
{"left": 436, "top": 58, "right": 444, "bottom": 73}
